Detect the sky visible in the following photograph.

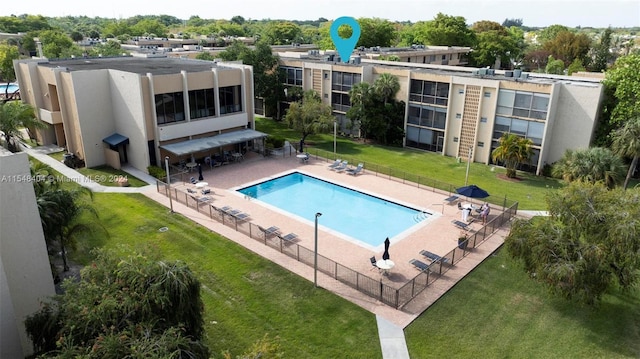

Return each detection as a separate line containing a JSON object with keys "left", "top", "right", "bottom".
{"left": 4, "top": 0, "right": 639, "bottom": 28}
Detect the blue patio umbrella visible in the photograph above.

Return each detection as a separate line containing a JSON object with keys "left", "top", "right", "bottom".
{"left": 198, "top": 163, "right": 204, "bottom": 181}
{"left": 456, "top": 184, "right": 489, "bottom": 199}
{"left": 382, "top": 237, "right": 390, "bottom": 260}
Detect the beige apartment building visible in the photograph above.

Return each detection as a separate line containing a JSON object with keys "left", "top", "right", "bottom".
{"left": 278, "top": 55, "right": 604, "bottom": 175}
{"left": 14, "top": 56, "right": 264, "bottom": 172}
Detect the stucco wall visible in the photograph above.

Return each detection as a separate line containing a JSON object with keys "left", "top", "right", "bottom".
{"left": 0, "top": 150, "right": 55, "bottom": 357}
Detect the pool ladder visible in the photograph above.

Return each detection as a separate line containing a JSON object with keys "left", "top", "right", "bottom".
{"left": 414, "top": 211, "right": 430, "bottom": 223}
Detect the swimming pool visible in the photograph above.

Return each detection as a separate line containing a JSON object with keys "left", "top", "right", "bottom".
{"left": 0, "top": 84, "right": 19, "bottom": 93}
{"left": 237, "top": 172, "right": 431, "bottom": 250}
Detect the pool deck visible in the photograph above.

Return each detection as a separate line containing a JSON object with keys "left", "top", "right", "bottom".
{"left": 147, "top": 152, "right": 512, "bottom": 328}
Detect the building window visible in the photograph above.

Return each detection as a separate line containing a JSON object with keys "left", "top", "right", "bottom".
{"left": 332, "top": 71, "right": 362, "bottom": 92}
{"left": 331, "top": 92, "right": 351, "bottom": 112}
{"left": 406, "top": 125, "right": 444, "bottom": 153}
{"left": 408, "top": 105, "right": 446, "bottom": 129}
{"left": 281, "top": 66, "right": 303, "bottom": 86}
{"left": 484, "top": 91, "right": 491, "bottom": 98}
{"left": 497, "top": 89, "right": 549, "bottom": 120}
{"left": 219, "top": 85, "right": 242, "bottom": 114}
{"left": 155, "top": 92, "right": 185, "bottom": 125}
{"left": 480, "top": 117, "right": 487, "bottom": 123}
{"left": 478, "top": 141, "right": 484, "bottom": 147}
{"left": 453, "top": 137, "right": 459, "bottom": 142}
{"left": 409, "top": 79, "right": 449, "bottom": 106}
{"left": 324, "top": 73, "right": 328, "bottom": 79}
{"left": 188, "top": 88, "right": 216, "bottom": 119}
{"left": 458, "top": 89, "right": 464, "bottom": 94}
{"left": 456, "top": 113, "right": 461, "bottom": 119}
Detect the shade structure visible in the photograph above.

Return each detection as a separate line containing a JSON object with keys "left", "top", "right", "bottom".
{"left": 198, "top": 164, "right": 204, "bottom": 181}
{"left": 382, "top": 237, "right": 390, "bottom": 260}
{"left": 456, "top": 184, "right": 489, "bottom": 198}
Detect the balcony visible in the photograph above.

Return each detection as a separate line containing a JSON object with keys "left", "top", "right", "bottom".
{"left": 38, "top": 108, "right": 62, "bottom": 124}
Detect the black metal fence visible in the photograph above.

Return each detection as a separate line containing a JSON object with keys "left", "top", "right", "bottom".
{"left": 156, "top": 154, "right": 518, "bottom": 309}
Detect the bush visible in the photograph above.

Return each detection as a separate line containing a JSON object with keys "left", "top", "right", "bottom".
{"left": 147, "top": 165, "right": 166, "bottom": 179}
{"left": 265, "top": 136, "right": 285, "bottom": 148}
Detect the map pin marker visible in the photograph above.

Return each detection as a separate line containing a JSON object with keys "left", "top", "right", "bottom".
{"left": 330, "top": 16, "right": 361, "bottom": 63}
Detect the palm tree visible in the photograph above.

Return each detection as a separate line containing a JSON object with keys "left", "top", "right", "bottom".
{"left": 612, "top": 116, "right": 640, "bottom": 190}
{"left": 373, "top": 73, "right": 400, "bottom": 104}
{"left": 30, "top": 160, "right": 59, "bottom": 197}
{"left": 0, "top": 101, "right": 46, "bottom": 152}
{"left": 491, "top": 133, "right": 533, "bottom": 178}
{"left": 552, "top": 147, "right": 625, "bottom": 189}
{"left": 37, "top": 187, "right": 98, "bottom": 271}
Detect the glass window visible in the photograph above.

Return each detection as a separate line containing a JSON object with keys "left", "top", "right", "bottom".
{"left": 497, "top": 90, "right": 515, "bottom": 107}
{"left": 433, "top": 109, "right": 446, "bottom": 129}
{"left": 511, "top": 119, "right": 528, "bottom": 135}
{"left": 419, "top": 128, "right": 433, "bottom": 144}
{"left": 155, "top": 92, "right": 186, "bottom": 125}
{"left": 514, "top": 93, "right": 532, "bottom": 108}
{"left": 532, "top": 94, "right": 549, "bottom": 111}
{"left": 527, "top": 121, "right": 545, "bottom": 145}
{"left": 436, "top": 83, "right": 449, "bottom": 97}
{"left": 410, "top": 80, "right": 423, "bottom": 94}
{"left": 496, "top": 106, "right": 512, "bottom": 116}
{"left": 219, "top": 85, "right": 242, "bottom": 114}
{"left": 406, "top": 125, "right": 419, "bottom": 142}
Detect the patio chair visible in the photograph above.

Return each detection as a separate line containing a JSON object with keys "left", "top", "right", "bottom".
{"left": 258, "top": 225, "right": 281, "bottom": 237}
{"left": 409, "top": 259, "right": 430, "bottom": 272}
{"left": 451, "top": 219, "right": 470, "bottom": 231}
{"left": 202, "top": 188, "right": 211, "bottom": 195}
{"left": 445, "top": 195, "right": 460, "bottom": 205}
{"left": 334, "top": 161, "right": 349, "bottom": 172}
{"left": 420, "top": 250, "right": 449, "bottom": 264}
{"left": 328, "top": 159, "right": 342, "bottom": 169}
{"left": 187, "top": 188, "right": 196, "bottom": 194}
{"left": 346, "top": 163, "right": 363, "bottom": 176}
{"left": 278, "top": 233, "right": 298, "bottom": 244}
{"left": 230, "top": 211, "right": 250, "bottom": 221}
{"left": 370, "top": 256, "right": 380, "bottom": 272}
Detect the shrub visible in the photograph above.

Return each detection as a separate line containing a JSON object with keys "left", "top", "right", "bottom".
{"left": 147, "top": 165, "right": 166, "bottom": 179}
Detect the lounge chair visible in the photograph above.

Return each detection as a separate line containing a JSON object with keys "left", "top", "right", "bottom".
{"left": 278, "top": 233, "right": 298, "bottom": 243}
{"left": 409, "top": 259, "right": 430, "bottom": 272}
{"left": 420, "top": 250, "right": 449, "bottom": 264}
{"left": 451, "top": 219, "right": 470, "bottom": 231}
{"left": 202, "top": 188, "right": 211, "bottom": 195}
{"left": 230, "top": 211, "right": 250, "bottom": 221}
{"left": 327, "top": 159, "right": 342, "bottom": 169}
{"left": 334, "top": 161, "right": 349, "bottom": 172}
{"left": 346, "top": 163, "right": 363, "bottom": 176}
{"left": 187, "top": 188, "right": 196, "bottom": 194}
{"left": 258, "top": 225, "right": 281, "bottom": 237}
{"left": 445, "top": 195, "right": 460, "bottom": 205}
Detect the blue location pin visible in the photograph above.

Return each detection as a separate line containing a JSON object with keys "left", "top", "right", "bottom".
{"left": 330, "top": 16, "right": 361, "bottom": 63}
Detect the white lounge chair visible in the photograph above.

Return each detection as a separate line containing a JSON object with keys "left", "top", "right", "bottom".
{"left": 334, "top": 161, "right": 349, "bottom": 172}
{"left": 346, "top": 163, "right": 363, "bottom": 176}
{"left": 327, "top": 159, "right": 342, "bottom": 169}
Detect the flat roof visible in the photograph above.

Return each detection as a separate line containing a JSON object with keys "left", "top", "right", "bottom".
{"left": 38, "top": 56, "right": 237, "bottom": 75}
{"left": 160, "top": 129, "right": 268, "bottom": 156}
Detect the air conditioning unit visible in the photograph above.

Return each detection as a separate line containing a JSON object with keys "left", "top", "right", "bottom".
{"left": 504, "top": 71, "right": 514, "bottom": 77}
{"left": 349, "top": 56, "right": 361, "bottom": 64}
{"left": 478, "top": 68, "right": 488, "bottom": 76}
{"left": 520, "top": 72, "right": 529, "bottom": 80}
{"left": 487, "top": 69, "right": 495, "bottom": 75}
{"left": 514, "top": 69, "right": 522, "bottom": 78}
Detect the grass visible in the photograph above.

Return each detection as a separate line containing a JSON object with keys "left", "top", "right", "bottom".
{"left": 405, "top": 249, "right": 640, "bottom": 358}
{"left": 256, "top": 118, "right": 564, "bottom": 210}
{"left": 77, "top": 165, "right": 148, "bottom": 187}
{"left": 72, "top": 193, "right": 381, "bottom": 358}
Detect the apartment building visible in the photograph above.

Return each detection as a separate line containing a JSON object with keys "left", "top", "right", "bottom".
{"left": 278, "top": 54, "right": 603, "bottom": 175}
{"left": 14, "top": 56, "right": 264, "bottom": 172}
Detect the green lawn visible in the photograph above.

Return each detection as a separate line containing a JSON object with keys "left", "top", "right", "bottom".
{"left": 405, "top": 249, "right": 640, "bottom": 358}
{"left": 256, "top": 118, "right": 564, "bottom": 210}
{"left": 72, "top": 193, "right": 381, "bottom": 358}
{"left": 77, "top": 165, "right": 148, "bottom": 187}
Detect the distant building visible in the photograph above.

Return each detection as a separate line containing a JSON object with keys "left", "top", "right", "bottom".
{"left": 0, "top": 149, "right": 55, "bottom": 358}
{"left": 14, "top": 56, "right": 263, "bottom": 172}
{"left": 277, "top": 55, "right": 604, "bottom": 175}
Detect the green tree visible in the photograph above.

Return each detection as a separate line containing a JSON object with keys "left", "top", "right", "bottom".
{"left": 102, "top": 20, "right": 132, "bottom": 38}
{"left": 284, "top": 90, "right": 334, "bottom": 147}
{"left": 471, "top": 21, "right": 518, "bottom": 68}
{"left": 611, "top": 116, "right": 640, "bottom": 190}
{"left": 37, "top": 186, "right": 98, "bottom": 271}
{"left": 38, "top": 29, "right": 75, "bottom": 58}
{"left": 0, "top": 101, "right": 46, "bottom": 152}
{"left": 566, "top": 58, "right": 586, "bottom": 75}
{"left": 542, "top": 30, "right": 592, "bottom": 67}
{"left": 590, "top": 27, "right": 614, "bottom": 72}
{"left": 195, "top": 51, "right": 215, "bottom": 61}
{"left": 551, "top": 147, "right": 626, "bottom": 189}
{"left": 603, "top": 54, "right": 640, "bottom": 126}
{"left": 412, "top": 13, "right": 476, "bottom": 47}
{"left": 536, "top": 24, "right": 569, "bottom": 45}
{"left": 545, "top": 55, "right": 565, "bottom": 74}
{"left": 25, "top": 249, "right": 209, "bottom": 357}
{"left": 491, "top": 133, "right": 533, "bottom": 178}
{"left": 356, "top": 17, "right": 397, "bottom": 48}
{"left": 69, "top": 30, "right": 83, "bottom": 42}
{"left": 506, "top": 181, "right": 640, "bottom": 305}
{"left": 262, "top": 21, "right": 302, "bottom": 45}
{"left": 130, "top": 18, "right": 168, "bottom": 37}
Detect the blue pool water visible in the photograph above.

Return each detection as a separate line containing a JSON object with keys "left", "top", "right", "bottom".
{"left": 0, "top": 84, "right": 19, "bottom": 93}
{"left": 237, "top": 172, "right": 430, "bottom": 248}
